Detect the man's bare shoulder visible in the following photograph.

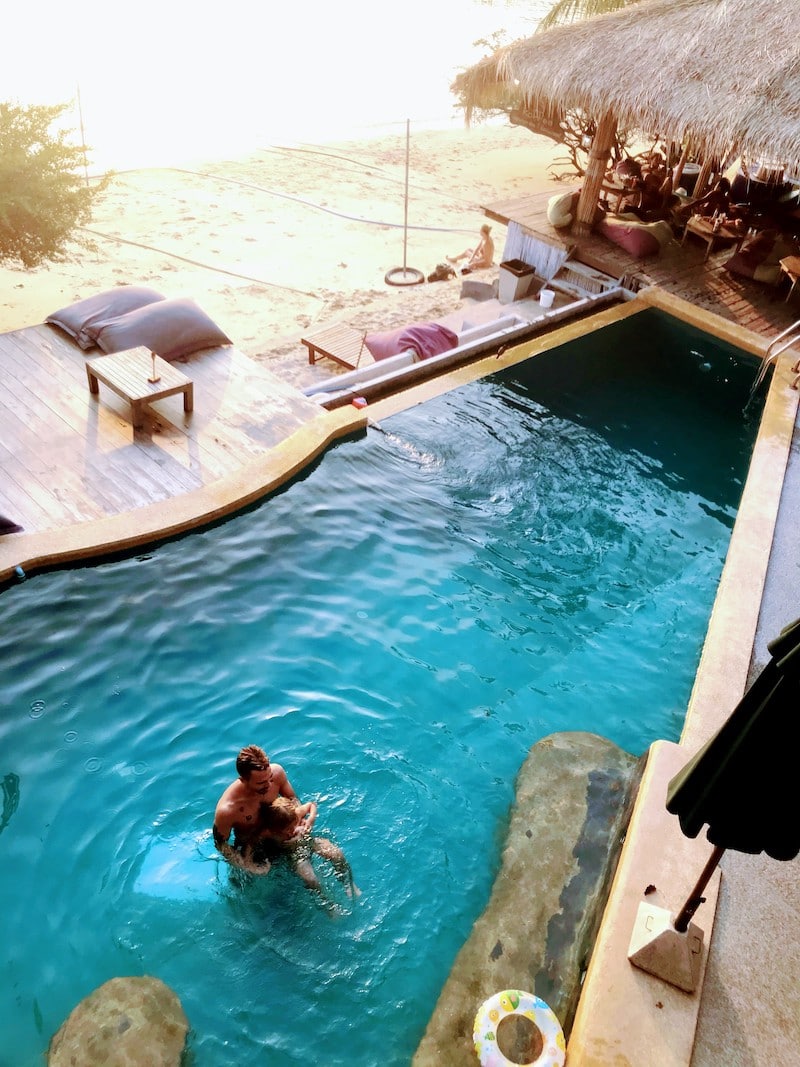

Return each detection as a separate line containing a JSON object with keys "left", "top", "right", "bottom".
{"left": 215, "top": 779, "right": 244, "bottom": 814}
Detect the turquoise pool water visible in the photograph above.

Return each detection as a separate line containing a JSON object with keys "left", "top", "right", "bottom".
{"left": 0, "top": 312, "right": 762, "bottom": 1065}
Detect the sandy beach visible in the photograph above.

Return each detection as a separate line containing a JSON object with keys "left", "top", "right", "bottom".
{"left": 0, "top": 124, "right": 563, "bottom": 388}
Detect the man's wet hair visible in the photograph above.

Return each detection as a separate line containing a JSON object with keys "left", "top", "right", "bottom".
{"left": 236, "top": 744, "right": 270, "bottom": 779}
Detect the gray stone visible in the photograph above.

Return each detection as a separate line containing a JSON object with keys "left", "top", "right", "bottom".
{"left": 460, "top": 279, "right": 497, "bottom": 302}
{"left": 412, "top": 731, "right": 644, "bottom": 1067}
{"left": 48, "top": 976, "right": 189, "bottom": 1067}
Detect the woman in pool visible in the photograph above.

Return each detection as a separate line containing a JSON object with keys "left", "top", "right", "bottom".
{"left": 247, "top": 796, "right": 360, "bottom": 899}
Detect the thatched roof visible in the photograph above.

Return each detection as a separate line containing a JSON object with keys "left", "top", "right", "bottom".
{"left": 454, "top": 0, "right": 800, "bottom": 169}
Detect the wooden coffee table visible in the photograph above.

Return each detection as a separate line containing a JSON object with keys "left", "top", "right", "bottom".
{"left": 681, "top": 216, "right": 744, "bottom": 262}
{"left": 86, "top": 347, "right": 194, "bottom": 430}
{"left": 780, "top": 255, "right": 800, "bottom": 301}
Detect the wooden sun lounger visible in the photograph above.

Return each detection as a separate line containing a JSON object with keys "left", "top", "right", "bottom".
{"left": 301, "top": 323, "right": 367, "bottom": 370}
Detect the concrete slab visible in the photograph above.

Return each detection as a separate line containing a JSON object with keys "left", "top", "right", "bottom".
{"left": 567, "top": 741, "right": 721, "bottom": 1067}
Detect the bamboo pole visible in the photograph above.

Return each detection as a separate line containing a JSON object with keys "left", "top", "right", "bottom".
{"left": 672, "top": 141, "right": 692, "bottom": 192}
{"left": 574, "top": 110, "right": 617, "bottom": 236}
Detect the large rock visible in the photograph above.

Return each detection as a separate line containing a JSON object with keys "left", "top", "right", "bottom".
{"left": 48, "top": 976, "right": 188, "bottom": 1067}
{"left": 413, "top": 731, "right": 643, "bottom": 1067}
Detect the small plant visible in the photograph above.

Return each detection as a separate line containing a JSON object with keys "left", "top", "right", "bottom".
{"left": 0, "top": 101, "right": 109, "bottom": 268}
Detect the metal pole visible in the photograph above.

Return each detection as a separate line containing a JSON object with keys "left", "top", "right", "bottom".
{"left": 674, "top": 845, "right": 725, "bottom": 932}
{"left": 403, "top": 118, "right": 410, "bottom": 272}
{"left": 76, "top": 83, "right": 89, "bottom": 186}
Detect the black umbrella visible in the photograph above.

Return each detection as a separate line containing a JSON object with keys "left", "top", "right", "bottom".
{"left": 628, "top": 615, "right": 800, "bottom": 990}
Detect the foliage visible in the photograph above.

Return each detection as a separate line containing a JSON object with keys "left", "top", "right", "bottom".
{"left": 454, "top": 0, "right": 645, "bottom": 181}
{"left": 537, "top": 0, "right": 640, "bottom": 33}
{"left": 0, "top": 101, "right": 108, "bottom": 268}
{"left": 547, "top": 110, "right": 630, "bottom": 181}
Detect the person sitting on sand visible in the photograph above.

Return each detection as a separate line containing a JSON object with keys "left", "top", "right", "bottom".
{"left": 447, "top": 223, "right": 494, "bottom": 273}
{"left": 245, "top": 796, "right": 360, "bottom": 899}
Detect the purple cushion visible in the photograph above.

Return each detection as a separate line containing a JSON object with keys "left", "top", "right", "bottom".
{"left": 94, "top": 298, "right": 232, "bottom": 361}
{"left": 46, "top": 286, "right": 165, "bottom": 350}
{"left": 365, "top": 322, "right": 458, "bottom": 362}
{"left": 723, "top": 231, "right": 778, "bottom": 280}
{"left": 364, "top": 327, "right": 407, "bottom": 362}
{"left": 395, "top": 323, "right": 458, "bottom": 360}
{"left": 598, "top": 217, "right": 660, "bottom": 258}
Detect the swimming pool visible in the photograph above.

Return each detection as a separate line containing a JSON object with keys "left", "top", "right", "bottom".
{"left": 0, "top": 310, "right": 763, "bottom": 1066}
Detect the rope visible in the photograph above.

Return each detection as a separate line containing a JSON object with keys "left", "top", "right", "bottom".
{"left": 78, "top": 227, "right": 321, "bottom": 299}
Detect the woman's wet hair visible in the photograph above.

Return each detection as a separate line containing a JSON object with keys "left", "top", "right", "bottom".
{"left": 259, "top": 796, "right": 297, "bottom": 832}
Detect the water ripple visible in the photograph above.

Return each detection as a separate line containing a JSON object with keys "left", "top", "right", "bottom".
{"left": 0, "top": 325, "right": 762, "bottom": 1067}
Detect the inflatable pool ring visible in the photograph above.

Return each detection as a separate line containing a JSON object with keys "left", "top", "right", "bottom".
{"left": 473, "top": 989, "right": 566, "bottom": 1067}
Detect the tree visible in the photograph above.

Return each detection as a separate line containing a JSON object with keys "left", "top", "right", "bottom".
{"left": 0, "top": 101, "right": 108, "bottom": 268}
{"left": 537, "top": 0, "right": 640, "bottom": 33}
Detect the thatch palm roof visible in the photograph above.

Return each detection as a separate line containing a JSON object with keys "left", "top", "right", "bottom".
{"left": 454, "top": 0, "right": 800, "bottom": 169}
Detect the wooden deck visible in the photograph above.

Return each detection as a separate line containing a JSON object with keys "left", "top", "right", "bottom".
{"left": 0, "top": 324, "right": 323, "bottom": 537}
{"left": 484, "top": 189, "right": 800, "bottom": 338}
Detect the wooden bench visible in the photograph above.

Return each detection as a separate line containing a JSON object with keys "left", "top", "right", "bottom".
{"left": 300, "top": 323, "right": 367, "bottom": 369}
{"left": 86, "top": 347, "right": 194, "bottom": 430}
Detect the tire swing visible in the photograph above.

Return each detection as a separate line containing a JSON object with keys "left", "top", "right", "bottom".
{"left": 385, "top": 119, "right": 425, "bottom": 288}
{"left": 473, "top": 990, "right": 566, "bottom": 1067}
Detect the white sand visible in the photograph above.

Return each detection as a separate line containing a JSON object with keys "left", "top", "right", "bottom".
{"left": 0, "top": 125, "right": 564, "bottom": 388}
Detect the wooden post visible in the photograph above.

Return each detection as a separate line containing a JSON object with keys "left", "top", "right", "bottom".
{"left": 695, "top": 157, "right": 715, "bottom": 197}
{"left": 671, "top": 142, "right": 691, "bottom": 191}
{"left": 574, "top": 110, "right": 618, "bottom": 236}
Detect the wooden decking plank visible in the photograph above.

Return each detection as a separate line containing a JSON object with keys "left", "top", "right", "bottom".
{"left": 0, "top": 442, "right": 72, "bottom": 529}
{"left": 0, "top": 323, "right": 322, "bottom": 536}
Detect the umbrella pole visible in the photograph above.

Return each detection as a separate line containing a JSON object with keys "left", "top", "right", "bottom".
{"left": 402, "top": 117, "right": 409, "bottom": 271}
{"left": 384, "top": 120, "right": 424, "bottom": 286}
{"left": 674, "top": 845, "right": 725, "bottom": 932}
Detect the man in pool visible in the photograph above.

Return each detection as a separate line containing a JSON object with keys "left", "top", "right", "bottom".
{"left": 212, "top": 744, "right": 314, "bottom": 873}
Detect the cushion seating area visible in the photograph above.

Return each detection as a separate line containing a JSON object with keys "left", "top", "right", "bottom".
{"left": 723, "top": 230, "right": 795, "bottom": 286}
{"left": 547, "top": 190, "right": 580, "bottom": 229}
{"left": 597, "top": 214, "right": 674, "bottom": 258}
{"left": 46, "top": 286, "right": 166, "bottom": 350}
{"left": 93, "top": 298, "right": 232, "bottom": 361}
{"left": 46, "top": 288, "right": 232, "bottom": 361}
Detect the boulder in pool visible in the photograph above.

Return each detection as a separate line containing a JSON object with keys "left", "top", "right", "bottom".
{"left": 413, "top": 731, "right": 644, "bottom": 1066}
{"left": 48, "top": 975, "right": 189, "bottom": 1067}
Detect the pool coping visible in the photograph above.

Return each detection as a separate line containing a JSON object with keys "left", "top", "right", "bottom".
{"left": 0, "top": 405, "right": 368, "bottom": 584}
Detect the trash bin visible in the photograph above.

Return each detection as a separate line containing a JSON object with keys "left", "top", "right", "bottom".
{"left": 680, "top": 162, "right": 701, "bottom": 196}
{"left": 498, "top": 258, "right": 536, "bottom": 304}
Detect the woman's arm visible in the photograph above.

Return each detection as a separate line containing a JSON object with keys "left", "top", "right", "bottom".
{"left": 292, "top": 800, "right": 318, "bottom": 836}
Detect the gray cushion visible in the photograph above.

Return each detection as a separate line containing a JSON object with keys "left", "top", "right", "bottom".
{"left": 46, "top": 286, "right": 166, "bottom": 349}
{"left": 94, "top": 298, "right": 232, "bottom": 361}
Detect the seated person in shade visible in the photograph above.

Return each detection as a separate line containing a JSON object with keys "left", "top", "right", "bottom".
{"left": 447, "top": 224, "right": 494, "bottom": 273}
{"left": 245, "top": 796, "right": 360, "bottom": 899}
{"left": 676, "top": 178, "right": 738, "bottom": 224}
{"left": 626, "top": 171, "right": 679, "bottom": 222}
